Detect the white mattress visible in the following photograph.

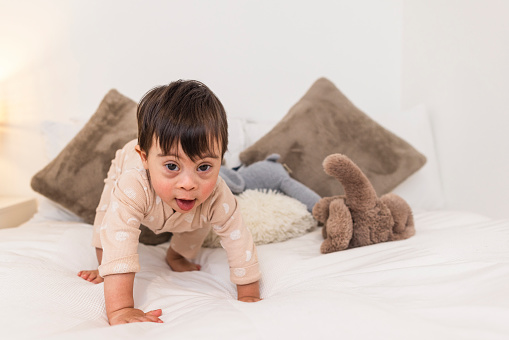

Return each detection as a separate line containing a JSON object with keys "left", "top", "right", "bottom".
{"left": 1, "top": 210, "right": 508, "bottom": 340}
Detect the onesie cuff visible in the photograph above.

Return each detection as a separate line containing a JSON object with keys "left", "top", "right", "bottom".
{"left": 98, "top": 254, "right": 140, "bottom": 277}
{"left": 230, "top": 262, "right": 261, "bottom": 285}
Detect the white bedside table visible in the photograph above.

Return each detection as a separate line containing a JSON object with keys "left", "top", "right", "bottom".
{"left": 0, "top": 197, "right": 38, "bottom": 229}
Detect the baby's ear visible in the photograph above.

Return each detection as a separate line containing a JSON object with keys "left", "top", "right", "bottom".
{"left": 135, "top": 145, "right": 149, "bottom": 169}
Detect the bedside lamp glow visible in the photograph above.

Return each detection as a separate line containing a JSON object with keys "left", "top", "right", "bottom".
{"left": 0, "top": 58, "right": 17, "bottom": 125}
{"left": 0, "top": 95, "right": 6, "bottom": 125}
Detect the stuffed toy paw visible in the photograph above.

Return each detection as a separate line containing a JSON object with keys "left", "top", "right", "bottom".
{"left": 312, "top": 154, "right": 415, "bottom": 254}
{"left": 220, "top": 154, "right": 321, "bottom": 212}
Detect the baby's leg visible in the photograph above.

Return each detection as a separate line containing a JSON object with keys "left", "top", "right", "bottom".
{"left": 166, "top": 246, "right": 201, "bottom": 272}
{"left": 166, "top": 228, "right": 210, "bottom": 272}
{"left": 78, "top": 248, "right": 104, "bottom": 284}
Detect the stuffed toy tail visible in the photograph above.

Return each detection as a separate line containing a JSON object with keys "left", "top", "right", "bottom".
{"left": 322, "top": 154, "right": 378, "bottom": 211}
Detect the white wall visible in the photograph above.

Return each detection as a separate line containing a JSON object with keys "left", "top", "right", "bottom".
{"left": 65, "top": 0, "right": 402, "bottom": 123}
{"left": 1, "top": 0, "right": 508, "bottom": 218}
{"left": 0, "top": 0, "right": 402, "bottom": 194}
{"left": 402, "top": 0, "right": 509, "bottom": 218}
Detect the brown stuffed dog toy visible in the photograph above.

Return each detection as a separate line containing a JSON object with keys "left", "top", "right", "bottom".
{"left": 312, "top": 154, "right": 416, "bottom": 254}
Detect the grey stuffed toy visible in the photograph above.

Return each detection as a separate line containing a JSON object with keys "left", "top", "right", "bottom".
{"left": 220, "top": 154, "right": 321, "bottom": 212}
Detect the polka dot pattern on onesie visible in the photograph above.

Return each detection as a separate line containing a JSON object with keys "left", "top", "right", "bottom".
{"left": 230, "top": 230, "right": 241, "bottom": 240}
{"left": 127, "top": 217, "right": 140, "bottom": 225}
{"left": 123, "top": 188, "right": 136, "bottom": 200}
{"left": 234, "top": 268, "right": 246, "bottom": 278}
{"left": 115, "top": 231, "right": 129, "bottom": 241}
{"left": 185, "top": 213, "right": 195, "bottom": 223}
{"left": 223, "top": 203, "right": 229, "bottom": 214}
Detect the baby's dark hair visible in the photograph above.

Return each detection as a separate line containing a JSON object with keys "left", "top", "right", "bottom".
{"left": 137, "top": 79, "right": 228, "bottom": 160}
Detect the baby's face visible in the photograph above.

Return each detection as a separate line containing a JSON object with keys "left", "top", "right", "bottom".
{"left": 136, "top": 139, "right": 222, "bottom": 214}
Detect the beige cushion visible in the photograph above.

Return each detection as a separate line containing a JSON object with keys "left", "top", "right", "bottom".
{"left": 31, "top": 89, "right": 139, "bottom": 224}
{"left": 239, "top": 78, "right": 427, "bottom": 198}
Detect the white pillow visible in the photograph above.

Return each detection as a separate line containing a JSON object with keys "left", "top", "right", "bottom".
{"left": 32, "top": 195, "right": 84, "bottom": 223}
{"left": 375, "top": 105, "right": 445, "bottom": 211}
{"left": 243, "top": 119, "right": 279, "bottom": 148}
{"left": 223, "top": 117, "right": 247, "bottom": 168}
{"left": 224, "top": 117, "right": 281, "bottom": 168}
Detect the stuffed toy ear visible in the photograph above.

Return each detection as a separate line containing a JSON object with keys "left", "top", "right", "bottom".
{"left": 219, "top": 167, "right": 246, "bottom": 194}
{"left": 265, "top": 154, "right": 281, "bottom": 162}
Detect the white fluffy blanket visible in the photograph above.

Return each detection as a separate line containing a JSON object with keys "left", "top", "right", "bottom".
{"left": 203, "top": 189, "right": 317, "bottom": 247}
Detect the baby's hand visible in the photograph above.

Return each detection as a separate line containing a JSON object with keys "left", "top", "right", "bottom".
{"left": 238, "top": 296, "right": 262, "bottom": 303}
{"left": 108, "top": 308, "right": 163, "bottom": 325}
{"left": 237, "top": 281, "right": 261, "bottom": 303}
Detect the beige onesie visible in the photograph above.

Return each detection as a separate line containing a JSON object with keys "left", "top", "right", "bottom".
{"left": 92, "top": 139, "right": 261, "bottom": 285}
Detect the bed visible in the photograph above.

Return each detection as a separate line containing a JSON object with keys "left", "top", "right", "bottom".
{"left": 2, "top": 78, "right": 509, "bottom": 339}
{"left": 2, "top": 205, "right": 509, "bottom": 339}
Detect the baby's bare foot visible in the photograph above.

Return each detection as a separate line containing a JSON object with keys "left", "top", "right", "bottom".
{"left": 77, "top": 269, "right": 104, "bottom": 284}
{"left": 166, "top": 247, "right": 201, "bottom": 272}
{"left": 167, "top": 257, "right": 202, "bottom": 272}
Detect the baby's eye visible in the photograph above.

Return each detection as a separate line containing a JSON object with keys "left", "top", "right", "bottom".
{"left": 198, "top": 164, "right": 211, "bottom": 172}
{"left": 166, "top": 163, "right": 179, "bottom": 171}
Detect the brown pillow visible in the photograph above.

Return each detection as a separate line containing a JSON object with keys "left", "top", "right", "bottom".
{"left": 239, "top": 78, "right": 427, "bottom": 198}
{"left": 31, "top": 89, "right": 138, "bottom": 223}
{"left": 31, "top": 89, "right": 172, "bottom": 245}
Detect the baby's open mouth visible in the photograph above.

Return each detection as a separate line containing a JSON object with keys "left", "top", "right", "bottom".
{"left": 176, "top": 199, "right": 196, "bottom": 211}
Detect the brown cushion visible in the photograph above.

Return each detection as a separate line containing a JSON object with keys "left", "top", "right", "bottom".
{"left": 239, "top": 78, "right": 427, "bottom": 198}
{"left": 30, "top": 89, "right": 165, "bottom": 245}
{"left": 31, "top": 89, "right": 138, "bottom": 224}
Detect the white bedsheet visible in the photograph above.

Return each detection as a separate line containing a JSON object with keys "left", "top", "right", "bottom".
{"left": 1, "top": 210, "right": 508, "bottom": 340}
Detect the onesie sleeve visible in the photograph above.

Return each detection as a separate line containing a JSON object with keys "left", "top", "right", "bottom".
{"left": 208, "top": 179, "right": 261, "bottom": 285}
{"left": 98, "top": 171, "right": 149, "bottom": 277}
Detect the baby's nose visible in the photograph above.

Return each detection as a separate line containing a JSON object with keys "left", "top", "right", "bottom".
{"left": 178, "top": 173, "right": 197, "bottom": 191}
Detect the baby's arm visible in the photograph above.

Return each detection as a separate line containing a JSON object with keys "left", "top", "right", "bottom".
{"left": 237, "top": 280, "right": 261, "bottom": 302}
{"left": 104, "top": 272, "right": 163, "bottom": 325}
{"left": 208, "top": 179, "right": 262, "bottom": 301}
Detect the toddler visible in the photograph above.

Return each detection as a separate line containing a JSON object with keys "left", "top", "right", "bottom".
{"left": 78, "top": 80, "right": 261, "bottom": 325}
